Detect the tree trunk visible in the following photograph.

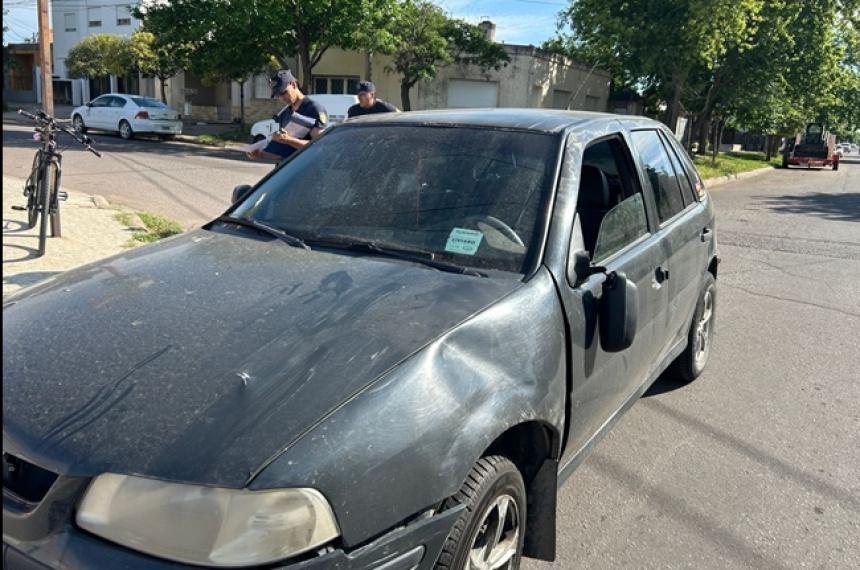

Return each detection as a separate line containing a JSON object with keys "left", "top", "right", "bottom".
{"left": 239, "top": 81, "right": 245, "bottom": 129}
{"left": 663, "top": 74, "right": 685, "bottom": 133}
{"left": 299, "top": 41, "right": 312, "bottom": 93}
{"left": 159, "top": 77, "right": 167, "bottom": 103}
{"left": 400, "top": 80, "right": 412, "bottom": 111}
{"left": 695, "top": 116, "right": 712, "bottom": 156}
{"left": 765, "top": 134, "right": 774, "bottom": 161}
{"left": 366, "top": 51, "right": 373, "bottom": 82}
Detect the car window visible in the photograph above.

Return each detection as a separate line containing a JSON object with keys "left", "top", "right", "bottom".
{"left": 576, "top": 136, "right": 649, "bottom": 261}
{"left": 593, "top": 194, "right": 649, "bottom": 263}
{"left": 231, "top": 125, "right": 560, "bottom": 274}
{"left": 660, "top": 132, "right": 696, "bottom": 205}
{"left": 131, "top": 96, "right": 168, "bottom": 108}
{"left": 630, "top": 130, "right": 686, "bottom": 223}
{"left": 109, "top": 97, "right": 127, "bottom": 108}
{"left": 90, "top": 96, "right": 110, "bottom": 107}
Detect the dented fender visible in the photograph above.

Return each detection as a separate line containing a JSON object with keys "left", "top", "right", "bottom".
{"left": 250, "top": 268, "right": 567, "bottom": 546}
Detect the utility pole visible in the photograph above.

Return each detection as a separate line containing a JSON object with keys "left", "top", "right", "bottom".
{"left": 37, "top": 0, "right": 54, "bottom": 116}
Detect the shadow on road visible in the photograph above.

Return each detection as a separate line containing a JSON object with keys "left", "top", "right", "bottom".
{"left": 754, "top": 192, "right": 860, "bottom": 222}
{"left": 642, "top": 371, "right": 690, "bottom": 397}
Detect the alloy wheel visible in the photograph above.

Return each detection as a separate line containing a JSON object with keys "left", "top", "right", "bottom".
{"left": 466, "top": 494, "right": 520, "bottom": 570}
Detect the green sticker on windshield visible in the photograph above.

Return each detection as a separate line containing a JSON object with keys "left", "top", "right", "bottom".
{"left": 445, "top": 228, "right": 484, "bottom": 255}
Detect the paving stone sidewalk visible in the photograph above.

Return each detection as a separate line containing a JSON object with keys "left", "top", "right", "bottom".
{"left": 2, "top": 175, "right": 143, "bottom": 296}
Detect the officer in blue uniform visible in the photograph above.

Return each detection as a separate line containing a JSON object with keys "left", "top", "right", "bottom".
{"left": 347, "top": 81, "right": 399, "bottom": 118}
{"left": 247, "top": 69, "right": 328, "bottom": 162}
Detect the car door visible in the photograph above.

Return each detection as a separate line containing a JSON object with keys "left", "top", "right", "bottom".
{"left": 629, "top": 129, "right": 705, "bottom": 355}
{"left": 106, "top": 96, "right": 129, "bottom": 131}
{"left": 86, "top": 95, "right": 112, "bottom": 129}
{"left": 556, "top": 133, "right": 671, "bottom": 461}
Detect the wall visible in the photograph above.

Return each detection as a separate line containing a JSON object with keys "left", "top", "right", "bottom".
{"left": 52, "top": 0, "right": 142, "bottom": 79}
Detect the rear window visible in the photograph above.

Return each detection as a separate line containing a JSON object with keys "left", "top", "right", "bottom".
{"left": 131, "top": 97, "right": 168, "bottom": 108}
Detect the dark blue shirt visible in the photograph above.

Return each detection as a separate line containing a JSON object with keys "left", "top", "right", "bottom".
{"left": 264, "top": 98, "right": 328, "bottom": 159}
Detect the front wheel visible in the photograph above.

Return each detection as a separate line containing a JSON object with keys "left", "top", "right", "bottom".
{"left": 36, "top": 165, "right": 55, "bottom": 257}
{"left": 119, "top": 120, "right": 134, "bottom": 140}
{"left": 435, "top": 456, "right": 526, "bottom": 570}
{"left": 72, "top": 114, "right": 87, "bottom": 133}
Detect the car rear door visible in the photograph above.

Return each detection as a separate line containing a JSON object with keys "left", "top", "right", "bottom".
{"left": 629, "top": 129, "right": 707, "bottom": 355}
{"left": 556, "top": 132, "right": 671, "bottom": 461}
{"left": 106, "top": 96, "right": 128, "bottom": 131}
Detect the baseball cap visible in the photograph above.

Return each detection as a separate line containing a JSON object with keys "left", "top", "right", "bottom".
{"left": 270, "top": 69, "right": 298, "bottom": 98}
{"left": 356, "top": 81, "right": 376, "bottom": 94}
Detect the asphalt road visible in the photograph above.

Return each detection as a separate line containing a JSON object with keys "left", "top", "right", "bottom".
{"left": 3, "top": 122, "right": 858, "bottom": 568}
{"left": 2, "top": 123, "right": 271, "bottom": 227}
{"left": 526, "top": 155, "right": 860, "bottom": 569}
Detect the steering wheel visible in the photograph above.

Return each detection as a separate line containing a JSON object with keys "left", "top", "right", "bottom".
{"left": 462, "top": 215, "right": 525, "bottom": 247}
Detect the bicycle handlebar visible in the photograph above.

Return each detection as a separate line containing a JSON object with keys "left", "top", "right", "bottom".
{"left": 18, "top": 108, "right": 102, "bottom": 158}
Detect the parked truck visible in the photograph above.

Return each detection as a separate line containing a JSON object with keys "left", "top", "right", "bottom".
{"left": 782, "top": 123, "right": 840, "bottom": 170}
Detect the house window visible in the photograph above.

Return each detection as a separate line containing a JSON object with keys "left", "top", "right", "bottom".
{"left": 88, "top": 8, "right": 101, "bottom": 28}
{"left": 116, "top": 6, "right": 132, "bottom": 26}
{"left": 312, "top": 76, "right": 360, "bottom": 95}
{"left": 254, "top": 74, "right": 270, "bottom": 99}
{"left": 64, "top": 13, "right": 76, "bottom": 32}
{"left": 117, "top": 18, "right": 131, "bottom": 26}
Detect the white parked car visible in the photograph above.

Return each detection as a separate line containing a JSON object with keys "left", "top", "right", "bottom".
{"left": 71, "top": 94, "right": 182, "bottom": 140}
{"left": 250, "top": 94, "right": 358, "bottom": 142}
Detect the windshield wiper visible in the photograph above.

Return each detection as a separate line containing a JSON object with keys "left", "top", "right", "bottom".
{"left": 216, "top": 216, "right": 309, "bottom": 250}
{"left": 306, "top": 237, "right": 487, "bottom": 277}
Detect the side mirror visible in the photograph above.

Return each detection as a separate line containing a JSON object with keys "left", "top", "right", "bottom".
{"left": 272, "top": 114, "right": 279, "bottom": 122}
{"left": 231, "top": 184, "right": 253, "bottom": 204}
{"left": 86, "top": 102, "right": 93, "bottom": 107}
{"left": 599, "top": 271, "right": 639, "bottom": 352}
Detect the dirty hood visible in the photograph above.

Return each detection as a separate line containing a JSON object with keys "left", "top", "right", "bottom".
{"left": 2, "top": 228, "right": 521, "bottom": 487}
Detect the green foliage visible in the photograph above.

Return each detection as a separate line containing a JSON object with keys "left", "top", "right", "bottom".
{"left": 66, "top": 34, "right": 136, "bottom": 78}
{"left": 386, "top": 1, "right": 509, "bottom": 110}
{"left": 133, "top": 212, "right": 184, "bottom": 243}
{"left": 129, "top": 31, "right": 190, "bottom": 94}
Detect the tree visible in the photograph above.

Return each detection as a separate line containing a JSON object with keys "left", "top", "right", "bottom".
{"left": 255, "top": 0, "right": 399, "bottom": 92}
{"left": 552, "top": 0, "right": 763, "bottom": 132}
{"left": 66, "top": 34, "right": 135, "bottom": 79}
{"left": 386, "top": 1, "right": 509, "bottom": 110}
{"left": 129, "top": 31, "right": 190, "bottom": 102}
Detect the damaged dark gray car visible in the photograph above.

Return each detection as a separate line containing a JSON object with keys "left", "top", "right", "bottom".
{"left": 3, "top": 110, "right": 718, "bottom": 570}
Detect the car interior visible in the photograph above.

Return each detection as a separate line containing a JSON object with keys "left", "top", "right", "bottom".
{"left": 576, "top": 136, "right": 641, "bottom": 257}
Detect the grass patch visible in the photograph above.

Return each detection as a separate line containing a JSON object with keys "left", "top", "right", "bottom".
{"left": 189, "top": 126, "right": 252, "bottom": 147}
{"left": 115, "top": 211, "right": 184, "bottom": 244}
{"left": 693, "top": 151, "right": 781, "bottom": 180}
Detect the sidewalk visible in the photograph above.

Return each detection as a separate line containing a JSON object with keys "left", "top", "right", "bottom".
{"left": 2, "top": 175, "right": 143, "bottom": 296}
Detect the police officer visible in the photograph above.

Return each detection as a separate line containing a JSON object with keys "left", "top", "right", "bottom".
{"left": 347, "top": 81, "right": 399, "bottom": 118}
{"left": 247, "top": 69, "right": 328, "bottom": 161}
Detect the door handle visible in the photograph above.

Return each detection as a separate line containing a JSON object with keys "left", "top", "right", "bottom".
{"left": 701, "top": 227, "right": 713, "bottom": 242}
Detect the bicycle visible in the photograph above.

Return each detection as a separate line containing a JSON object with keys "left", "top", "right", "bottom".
{"left": 13, "top": 109, "right": 102, "bottom": 257}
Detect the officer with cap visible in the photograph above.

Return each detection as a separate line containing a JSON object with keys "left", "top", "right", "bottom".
{"left": 347, "top": 81, "right": 399, "bottom": 118}
{"left": 247, "top": 69, "right": 328, "bottom": 161}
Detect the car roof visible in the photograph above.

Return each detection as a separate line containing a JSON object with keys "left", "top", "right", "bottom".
{"left": 343, "top": 108, "right": 663, "bottom": 133}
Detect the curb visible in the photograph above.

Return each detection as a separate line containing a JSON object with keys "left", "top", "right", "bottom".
{"left": 702, "top": 165, "right": 775, "bottom": 189}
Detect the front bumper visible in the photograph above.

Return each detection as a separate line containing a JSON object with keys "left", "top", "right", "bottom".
{"left": 3, "top": 476, "right": 461, "bottom": 570}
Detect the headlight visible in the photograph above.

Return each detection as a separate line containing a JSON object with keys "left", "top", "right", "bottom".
{"left": 76, "top": 473, "right": 339, "bottom": 567}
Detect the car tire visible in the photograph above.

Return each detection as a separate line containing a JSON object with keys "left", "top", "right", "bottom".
{"left": 435, "top": 456, "right": 526, "bottom": 570}
{"left": 119, "top": 120, "right": 134, "bottom": 140}
{"left": 72, "top": 115, "right": 87, "bottom": 134}
{"left": 669, "top": 272, "right": 717, "bottom": 383}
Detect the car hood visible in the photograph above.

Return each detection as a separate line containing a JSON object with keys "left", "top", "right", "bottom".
{"left": 3, "top": 228, "right": 521, "bottom": 487}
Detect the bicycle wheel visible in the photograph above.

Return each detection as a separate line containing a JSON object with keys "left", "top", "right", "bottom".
{"left": 37, "top": 164, "right": 53, "bottom": 257}
{"left": 48, "top": 162, "right": 62, "bottom": 238}
{"left": 25, "top": 153, "right": 42, "bottom": 229}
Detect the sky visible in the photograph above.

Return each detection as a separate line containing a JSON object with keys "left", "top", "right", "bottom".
{"left": 2, "top": 0, "right": 567, "bottom": 47}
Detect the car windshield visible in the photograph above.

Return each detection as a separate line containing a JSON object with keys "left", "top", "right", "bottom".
{"left": 131, "top": 97, "right": 168, "bottom": 108}
{"left": 231, "top": 125, "right": 559, "bottom": 274}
